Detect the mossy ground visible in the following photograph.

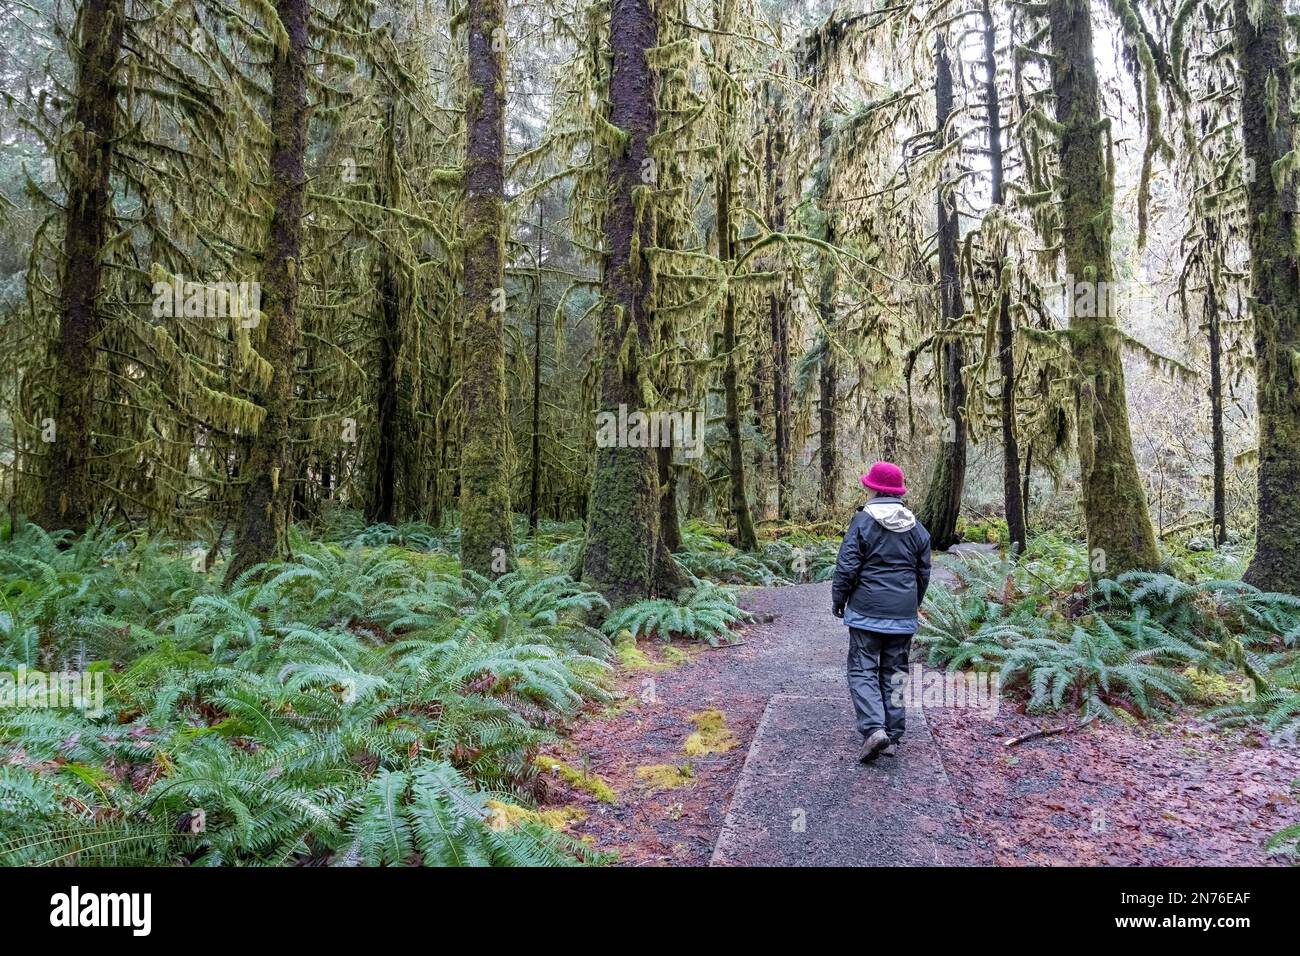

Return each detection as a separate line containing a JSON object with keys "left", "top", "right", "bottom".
{"left": 486, "top": 799, "right": 587, "bottom": 831}
{"left": 634, "top": 762, "right": 695, "bottom": 791}
{"left": 612, "top": 629, "right": 698, "bottom": 671}
{"left": 534, "top": 755, "right": 618, "bottom": 804}
{"left": 683, "top": 708, "right": 739, "bottom": 756}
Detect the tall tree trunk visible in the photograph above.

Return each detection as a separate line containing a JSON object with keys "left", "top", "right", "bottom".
{"left": 1022, "top": 443, "right": 1033, "bottom": 535}
{"left": 1204, "top": 234, "right": 1228, "bottom": 547}
{"left": 983, "top": 0, "right": 1026, "bottom": 552}
{"left": 918, "top": 33, "right": 967, "bottom": 550}
{"left": 657, "top": 445, "right": 681, "bottom": 553}
{"left": 763, "top": 82, "right": 793, "bottom": 522}
{"left": 770, "top": 289, "right": 792, "bottom": 522}
{"left": 1235, "top": 0, "right": 1300, "bottom": 592}
{"left": 529, "top": 201, "right": 544, "bottom": 532}
{"left": 370, "top": 255, "right": 399, "bottom": 525}
{"left": 717, "top": 165, "right": 758, "bottom": 550}
{"left": 459, "top": 0, "right": 514, "bottom": 576}
{"left": 714, "top": 6, "right": 757, "bottom": 551}
{"left": 815, "top": 118, "right": 838, "bottom": 516}
{"left": 1047, "top": 0, "right": 1160, "bottom": 575}
{"left": 369, "top": 99, "right": 401, "bottom": 525}
{"left": 38, "top": 0, "right": 125, "bottom": 532}
{"left": 882, "top": 393, "right": 899, "bottom": 462}
{"left": 582, "top": 0, "right": 682, "bottom": 605}
{"left": 818, "top": 329, "right": 837, "bottom": 514}
{"left": 225, "top": 0, "right": 309, "bottom": 584}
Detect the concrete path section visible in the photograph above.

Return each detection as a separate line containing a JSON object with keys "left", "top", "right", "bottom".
{"left": 710, "top": 694, "right": 983, "bottom": 866}
{"left": 712, "top": 546, "right": 998, "bottom": 866}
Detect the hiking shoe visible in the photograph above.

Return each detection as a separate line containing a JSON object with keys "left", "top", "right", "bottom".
{"left": 881, "top": 743, "right": 899, "bottom": 758}
{"left": 859, "top": 729, "right": 889, "bottom": 763}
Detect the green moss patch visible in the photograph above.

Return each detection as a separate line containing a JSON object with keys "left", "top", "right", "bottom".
{"left": 534, "top": 755, "right": 618, "bottom": 804}
{"left": 635, "top": 762, "right": 695, "bottom": 791}
{"left": 683, "top": 708, "right": 739, "bottom": 755}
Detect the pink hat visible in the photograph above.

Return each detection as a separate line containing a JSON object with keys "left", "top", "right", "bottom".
{"left": 862, "top": 461, "right": 906, "bottom": 496}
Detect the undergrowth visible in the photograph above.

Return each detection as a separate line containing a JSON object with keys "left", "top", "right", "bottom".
{"left": 918, "top": 535, "right": 1300, "bottom": 726}
{"left": 0, "top": 522, "right": 624, "bottom": 866}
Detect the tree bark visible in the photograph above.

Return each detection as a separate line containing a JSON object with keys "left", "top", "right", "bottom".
{"left": 1047, "top": 0, "right": 1160, "bottom": 575}
{"left": 370, "top": 254, "right": 399, "bottom": 525}
{"left": 983, "top": 0, "right": 1026, "bottom": 552}
{"left": 582, "top": 0, "right": 682, "bottom": 605}
{"left": 717, "top": 162, "right": 758, "bottom": 551}
{"left": 1204, "top": 235, "right": 1228, "bottom": 547}
{"left": 815, "top": 121, "right": 838, "bottom": 516}
{"left": 225, "top": 0, "right": 309, "bottom": 584}
{"left": 818, "top": 329, "right": 837, "bottom": 514}
{"left": 714, "top": 4, "right": 757, "bottom": 551}
{"left": 368, "top": 97, "right": 403, "bottom": 526}
{"left": 459, "top": 0, "right": 515, "bottom": 576}
{"left": 529, "top": 201, "right": 544, "bottom": 532}
{"left": 918, "top": 32, "right": 967, "bottom": 551}
{"left": 765, "top": 83, "right": 792, "bottom": 522}
{"left": 38, "top": 0, "right": 125, "bottom": 532}
{"left": 1235, "top": 0, "right": 1300, "bottom": 592}
{"left": 656, "top": 445, "right": 681, "bottom": 553}
{"left": 1022, "top": 442, "right": 1033, "bottom": 535}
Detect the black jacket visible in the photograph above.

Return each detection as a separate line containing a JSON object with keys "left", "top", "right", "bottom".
{"left": 831, "top": 497, "right": 932, "bottom": 620}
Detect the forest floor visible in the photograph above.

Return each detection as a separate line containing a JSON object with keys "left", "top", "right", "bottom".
{"left": 537, "top": 549, "right": 1300, "bottom": 866}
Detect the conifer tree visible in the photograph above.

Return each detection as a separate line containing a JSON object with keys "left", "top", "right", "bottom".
{"left": 1234, "top": 0, "right": 1300, "bottom": 593}
{"left": 1046, "top": 0, "right": 1160, "bottom": 574}
{"left": 225, "top": 0, "right": 311, "bottom": 582}
{"left": 458, "top": 0, "right": 515, "bottom": 576}
{"left": 581, "top": 0, "right": 676, "bottom": 605}
{"left": 917, "top": 31, "right": 966, "bottom": 550}
{"left": 36, "top": 0, "right": 125, "bottom": 532}
{"left": 712, "top": 0, "right": 758, "bottom": 551}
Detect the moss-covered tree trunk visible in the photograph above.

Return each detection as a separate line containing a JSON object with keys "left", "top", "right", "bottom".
{"left": 1235, "top": 0, "right": 1300, "bottom": 593}
{"left": 582, "top": 0, "right": 682, "bottom": 606}
{"left": 1048, "top": 0, "right": 1160, "bottom": 575}
{"left": 459, "top": 0, "right": 515, "bottom": 576}
{"left": 918, "top": 33, "right": 966, "bottom": 550}
{"left": 713, "top": 4, "right": 757, "bottom": 551}
{"left": 528, "top": 201, "right": 544, "bottom": 532}
{"left": 817, "top": 336, "right": 837, "bottom": 516}
{"left": 37, "top": 0, "right": 125, "bottom": 532}
{"left": 368, "top": 99, "right": 401, "bottom": 526}
{"left": 716, "top": 164, "right": 758, "bottom": 551}
{"left": 224, "top": 0, "right": 309, "bottom": 585}
{"left": 1204, "top": 228, "right": 1228, "bottom": 547}
{"left": 650, "top": 165, "right": 684, "bottom": 556}
{"left": 817, "top": 331, "right": 837, "bottom": 514}
{"left": 766, "top": 84, "right": 793, "bottom": 522}
{"left": 370, "top": 254, "right": 400, "bottom": 525}
{"left": 813, "top": 118, "right": 838, "bottom": 516}
{"left": 982, "top": 0, "right": 1026, "bottom": 552}
{"left": 656, "top": 445, "right": 681, "bottom": 553}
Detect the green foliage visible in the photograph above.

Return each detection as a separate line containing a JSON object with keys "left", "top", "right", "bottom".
{"left": 918, "top": 537, "right": 1300, "bottom": 723}
{"left": 956, "top": 516, "right": 1010, "bottom": 547}
{"left": 672, "top": 522, "right": 838, "bottom": 586}
{"left": 0, "top": 525, "right": 614, "bottom": 866}
{"left": 341, "top": 763, "right": 600, "bottom": 867}
{"left": 601, "top": 581, "right": 746, "bottom": 647}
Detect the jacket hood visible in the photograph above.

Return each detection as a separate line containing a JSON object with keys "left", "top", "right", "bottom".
{"left": 864, "top": 498, "right": 917, "bottom": 532}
